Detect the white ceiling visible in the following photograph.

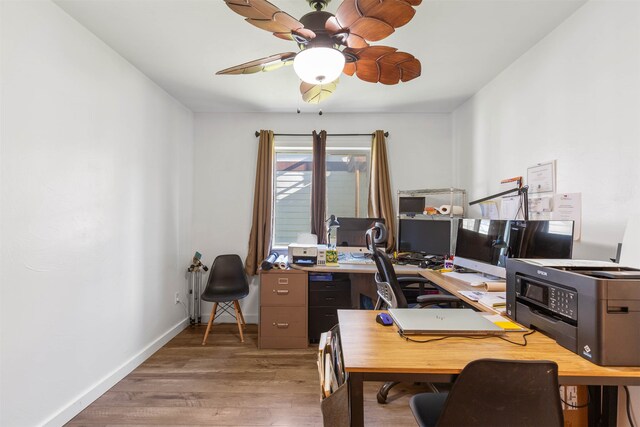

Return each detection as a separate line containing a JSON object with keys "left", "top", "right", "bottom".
{"left": 55, "top": 0, "right": 586, "bottom": 113}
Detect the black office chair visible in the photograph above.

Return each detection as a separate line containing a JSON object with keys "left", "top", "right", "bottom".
{"left": 410, "top": 358, "right": 564, "bottom": 427}
{"left": 365, "top": 225, "right": 461, "bottom": 403}
{"left": 365, "top": 224, "right": 461, "bottom": 310}
{"left": 201, "top": 254, "right": 249, "bottom": 345}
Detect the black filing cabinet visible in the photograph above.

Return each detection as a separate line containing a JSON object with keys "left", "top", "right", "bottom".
{"left": 308, "top": 273, "right": 352, "bottom": 342}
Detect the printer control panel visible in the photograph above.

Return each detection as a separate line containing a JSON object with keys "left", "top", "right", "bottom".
{"left": 548, "top": 287, "right": 577, "bottom": 319}
{"left": 515, "top": 275, "right": 578, "bottom": 321}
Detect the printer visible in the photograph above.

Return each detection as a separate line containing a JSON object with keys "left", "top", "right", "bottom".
{"left": 506, "top": 258, "right": 640, "bottom": 366}
{"left": 288, "top": 243, "right": 327, "bottom": 266}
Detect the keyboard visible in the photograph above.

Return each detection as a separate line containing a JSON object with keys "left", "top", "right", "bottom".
{"left": 339, "top": 256, "right": 375, "bottom": 265}
{"left": 442, "top": 271, "right": 494, "bottom": 285}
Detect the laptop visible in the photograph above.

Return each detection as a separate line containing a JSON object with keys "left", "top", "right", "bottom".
{"left": 388, "top": 308, "right": 505, "bottom": 336}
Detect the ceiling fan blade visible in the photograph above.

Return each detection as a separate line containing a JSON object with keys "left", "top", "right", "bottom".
{"left": 216, "top": 52, "right": 297, "bottom": 75}
{"left": 300, "top": 80, "right": 339, "bottom": 104}
{"left": 378, "top": 51, "right": 420, "bottom": 81}
{"left": 349, "top": 17, "right": 394, "bottom": 42}
{"left": 326, "top": 17, "right": 370, "bottom": 48}
{"left": 343, "top": 62, "right": 356, "bottom": 76}
{"left": 343, "top": 46, "right": 421, "bottom": 84}
{"left": 225, "top": 0, "right": 316, "bottom": 41}
{"left": 356, "top": 0, "right": 416, "bottom": 28}
{"left": 333, "top": 0, "right": 360, "bottom": 28}
{"left": 328, "top": 0, "right": 420, "bottom": 44}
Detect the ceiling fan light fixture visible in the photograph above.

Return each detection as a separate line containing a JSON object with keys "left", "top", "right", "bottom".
{"left": 293, "top": 47, "right": 345, "bottom": 85}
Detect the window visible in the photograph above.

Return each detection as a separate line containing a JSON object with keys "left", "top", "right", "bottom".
{"left": 272, "top": 136, "right": 371, "bottom": 247}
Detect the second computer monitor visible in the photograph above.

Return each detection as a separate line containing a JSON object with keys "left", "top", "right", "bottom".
{"left": 398, "top": 219, "right": 451, "bottom": 256}
{"left": 336, "top": 217, "right": 385, "bottom": 253}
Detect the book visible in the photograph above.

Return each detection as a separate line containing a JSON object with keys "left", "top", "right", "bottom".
{"left": 332, "top": 333, "right": 344, "bottom": 386}
{"left": 458, "top": 290, "right": 486, "bottom": 301}
{"left": 478, "top": 292, "right": 507, "bottom": 310}
{"left": 323, "top": 353, "right": 333, "bottom": 398}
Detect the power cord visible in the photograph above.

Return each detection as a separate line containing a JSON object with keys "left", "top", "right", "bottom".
{"left": 497, "top": 330, "right": 536, "bottom": 346}
{"left": 624, "top": 386, "right": 636, "bottom": 427}
{"left": 398, "top": 330, "right": 535, "bottom": 346}
{"left": 179, "top": 299, "right": 189, "bottom": 318}
{"left": 559, "top": 386, "right": 590, "bottom": 409}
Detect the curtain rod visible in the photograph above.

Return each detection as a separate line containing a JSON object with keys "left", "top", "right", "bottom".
{"left": 254, "top": 131, "right": 389, "bottom": 137}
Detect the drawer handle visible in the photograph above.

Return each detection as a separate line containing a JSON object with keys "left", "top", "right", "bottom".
{"left": 325, "top": 297, "right": 336, "bottom": 301}
{"left": 273, "top": 322, "right": 289, "bottom": 328}
{"left": 278, "top": 278, "right": 289, "bottom": 285}
{"left": 274, "top": 289, "right": 289, "bottom": 295}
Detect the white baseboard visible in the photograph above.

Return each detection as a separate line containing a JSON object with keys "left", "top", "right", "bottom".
{"left": 43, "top": 317, "right": 190, "bottom": 427}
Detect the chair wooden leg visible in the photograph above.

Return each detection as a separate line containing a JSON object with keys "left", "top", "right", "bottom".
{"left": 202, "top": 302, "right": 218, "bottom": 346}
{"left": 236, "top": 301, "right": 246, "bottom": 327}
{"left": 233, "top": 300, "right": 245, "bottom": 342}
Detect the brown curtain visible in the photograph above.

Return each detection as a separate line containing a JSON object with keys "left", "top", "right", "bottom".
{"left": 368, "top": 130, "right": 395, "bottom": 251}
{"left": 311, "top": 130, "right": 327, "bottom": 244}
{"left": 245, "top": 130, "right": 274, "bottom": 275}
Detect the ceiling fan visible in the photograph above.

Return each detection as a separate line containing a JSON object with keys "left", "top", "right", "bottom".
{"left": 217, "top": 0, "right": 422, "bottom": 104}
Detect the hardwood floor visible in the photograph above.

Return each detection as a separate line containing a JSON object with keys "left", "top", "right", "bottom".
{"left": 67, "top": 324, "right": 422, "bottom": 426}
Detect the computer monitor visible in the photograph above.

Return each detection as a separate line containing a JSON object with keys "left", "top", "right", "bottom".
{"left": 454, "top": 219, "right": 510, "bottom": 279}
{"left": 399, "top": 197, "right": 425, "bottom": 215}
{"left": 336, "top": 217, "right": 385, "bottom": 253}
{"left": 507, "top": 220, "right": 574, "bottom": 259}
{"left": 398, "top": 219, "right": 451, "bottom": 256}
{"left": 454, "top": 219, "right": 575, "bottom": 279}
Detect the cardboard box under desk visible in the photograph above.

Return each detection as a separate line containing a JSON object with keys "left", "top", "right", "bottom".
{"left": 561, "top": 385, "right": 588, "bottom": 427}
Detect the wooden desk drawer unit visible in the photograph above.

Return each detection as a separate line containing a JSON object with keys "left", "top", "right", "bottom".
{"left": 259, "top": 269, "right": 308, "bottom": 349}
{"left": 309, "top": 289, "right": 351, "bottom": 307}
{"left": 309, "top": 280, "right": 350, "bottom": 292}
{"left": 261, "top": 273, "right": 307, "bottom": 306}
{"left": 308, "top": 274, "right": 351, "bottom": 343}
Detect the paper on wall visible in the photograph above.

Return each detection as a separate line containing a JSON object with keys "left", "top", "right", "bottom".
{"left": 479, "top": 201, "right": 500, "bottom": 219}
{"left": 530, "top": 211, "right": 552, "bottom": 220}
{"left": 527, "top": 161, "right": 556, "bottom": 194}
{"left": 529, "top": 195, "right": 552, "bottom": 213}
{"left": 500, "top": 196, "right": 524, "bottom": 220}
{"left": 529, "top": 195, "right": 553, "bottom": 220}
{"left": 552, "top": 193, "right": 581, "bottom": 240}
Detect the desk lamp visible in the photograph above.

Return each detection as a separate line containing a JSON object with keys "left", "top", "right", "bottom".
{"left": 326, "top": 215, "right": 340, "bottom": 249}
{"left": 470, "top": 179, "right": 530, "bottom": 220}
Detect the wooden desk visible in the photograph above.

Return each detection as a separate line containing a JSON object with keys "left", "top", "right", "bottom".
{"left": 290, "top": 262, "right": 422, "bottom": 275}
{"left": 418, "top": 269, "right": 502, "bottom": 313}
{"left": 338, "top": 309, "right": 640, "bottom": 427}
{"left": 290, "top": 263, "right": 423, "bottom": 313}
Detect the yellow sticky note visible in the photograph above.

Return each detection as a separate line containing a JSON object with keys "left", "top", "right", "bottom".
{"left": 494, "top": 320, "right": 522, "bottom": 331}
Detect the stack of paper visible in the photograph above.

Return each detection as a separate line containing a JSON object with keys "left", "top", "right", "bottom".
{"left": 478, "top": 292, "right": 507, "bottom": 313}
{"left": 442, "top": 272, "right": 506, "bottom": 291}
{"left": 317, "top": 330, "right": 345, "bottom": 398}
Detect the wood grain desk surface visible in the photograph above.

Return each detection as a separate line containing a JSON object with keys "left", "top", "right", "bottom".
{"left": 337, "top": 309, "right": 640, "bottom": 385}
{"left": 418, "top": 269, "right": 501, "bottom": 313}
{"left": 290, "top": 262, "right": 422, "bottom": 275}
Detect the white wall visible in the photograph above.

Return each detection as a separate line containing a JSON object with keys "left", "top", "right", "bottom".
{"left": 451, "top": 1, "right": 640, "bottom": 424}
{"left": 0, "top": 1, "right": 194, "bottom": 426}
{"left": 193, "top": 112, "right": 452, "bottom": 322}
{"left": 452, "top": 0, "right": 640, "bottom": 261}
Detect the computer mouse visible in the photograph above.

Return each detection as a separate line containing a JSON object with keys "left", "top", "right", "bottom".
{"left": 376, "top": 312, "right": 393, "bottom": 326}
{"left": 419, "top": 261, "right": 430, "bottom": 269}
